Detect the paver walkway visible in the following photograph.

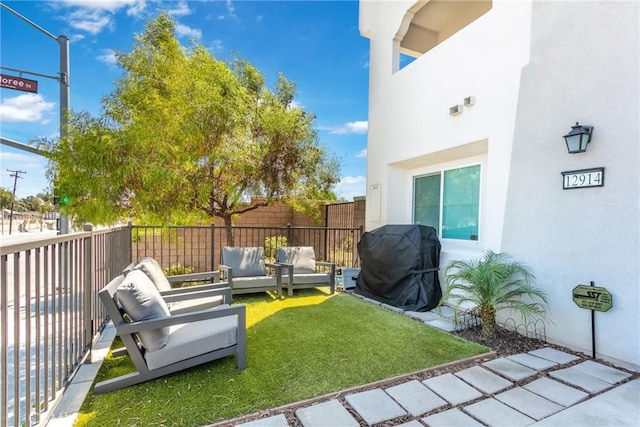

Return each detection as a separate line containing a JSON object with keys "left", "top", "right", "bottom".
{"left": 223, "top": 298, "right": 638, "bottom": 427}
{"left": 233, "top": 348, "right": 637, "bottom": 427}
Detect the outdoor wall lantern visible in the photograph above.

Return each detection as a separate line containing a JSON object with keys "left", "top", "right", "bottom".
{"left": 563, "top": 122, "right": 593, "bottom": 153}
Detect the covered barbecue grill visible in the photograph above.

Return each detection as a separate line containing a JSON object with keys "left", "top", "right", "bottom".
{"left": 355, "top": 224, "right": 442, "bottom": 311}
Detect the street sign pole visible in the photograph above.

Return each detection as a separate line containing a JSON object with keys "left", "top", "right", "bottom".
{"left": 0, "top": 3, "right": 71, "bottom": 234}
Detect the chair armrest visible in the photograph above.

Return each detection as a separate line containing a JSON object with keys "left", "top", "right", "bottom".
{"left": 316, "top": 261, "right": 335, "bottom": 267}
{"left": 277, "top": 262, "right": 294, "bottom": 276}
{"left": 167, "top": 270, "right": 219, "bottom": 284}
{"left": 117, "top": 304, "right": 246, "bottom": 334}
{"left": 218, "top": 265, "right": 233, "bottom": 286}
{"left": 265, "top": 262, "right": 282, "bottom": 274}
{"left": 159, "top": 282, "right": 228, "bottom": 296}
{"left": 161, "top": 286, "right": 232, "bottom": 304}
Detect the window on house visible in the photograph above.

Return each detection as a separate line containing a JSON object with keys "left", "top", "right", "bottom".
{"left": 413, "top": 164, "right": 480, "bottom": 240}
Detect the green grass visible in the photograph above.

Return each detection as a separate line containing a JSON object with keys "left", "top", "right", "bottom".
{"left": 77, "top": 290, "right": 488, "bottom": 426}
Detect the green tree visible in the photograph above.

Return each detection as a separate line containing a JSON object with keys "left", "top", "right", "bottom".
{"left": 440, "top": 250, "right": 548, "bottom": 337}
{"left": 47, "top": 13, "right": 339, "bottom": 240}
{"left": 0, "top": 188, "right": 12, "bottom": 210}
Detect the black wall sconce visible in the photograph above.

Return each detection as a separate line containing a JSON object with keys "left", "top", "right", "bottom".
{"left": 563, "top": 122, "right": 593, "bottom": 153}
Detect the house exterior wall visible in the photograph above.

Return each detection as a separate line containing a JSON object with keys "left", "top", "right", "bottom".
{"left": 360, "top": 0, "right": 639, "bottom": 369}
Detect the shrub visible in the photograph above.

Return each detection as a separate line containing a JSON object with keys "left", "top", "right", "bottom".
{"left": 265, "top": 235, "right": 287, "bottom": 259}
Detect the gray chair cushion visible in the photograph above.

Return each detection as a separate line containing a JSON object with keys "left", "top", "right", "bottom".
{"left": 167, "top": 295, "right": 225, "bottom": 315}
{"left": 222, "top": 247, "right": 266, "bottom": 277}
{"left": 276, "top": 247, "right": 317, "bottom": 274}
{"left": 144, "top": 304, "right": 238, "bottom": 370}
{"left": 134, "top": 257, "right": 172, "bottom": 292}
{"left": 231, "top": 276, "right": 277, "bottom": 290}
{"left": 282, "top": 273, "right": 331, "bottom": 285}
{"left": 116, "top": 270, "right": 171, "bottom": 351}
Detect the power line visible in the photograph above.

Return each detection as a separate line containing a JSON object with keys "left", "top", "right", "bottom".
{"left": 7, "top": 169, "right": 26, "bottom": 235}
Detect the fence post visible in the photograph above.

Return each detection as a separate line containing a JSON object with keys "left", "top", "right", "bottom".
{"left": 83, "top": 224, "right": 94, "bottom": 362}
{"left": 286, "top": 223, "right": 292, "bottom": 246}
{"left": 210, "top": 223, "right": 215, "bottom": 271}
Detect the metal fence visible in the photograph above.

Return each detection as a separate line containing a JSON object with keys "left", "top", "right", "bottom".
{"left": 0, "top": 225, "right": 130, "bottom": 427}
{"left": 130, "top": 224, "right": 363, "bottom": 272}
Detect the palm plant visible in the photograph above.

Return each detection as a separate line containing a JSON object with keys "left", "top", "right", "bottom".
{"left": 441, "top": 250, "right": 548, "bottom": 337}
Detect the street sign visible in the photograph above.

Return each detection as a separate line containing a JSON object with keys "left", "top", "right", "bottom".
{"left": 572, "top": 284, "right": 612, "bottom": 312}
{"left": 0, "top": 74, "right": 38, "bottom": 93}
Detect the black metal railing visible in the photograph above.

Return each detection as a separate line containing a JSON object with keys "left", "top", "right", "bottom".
{"left": 130, "top": 224, "right": 363, "bottom": 272}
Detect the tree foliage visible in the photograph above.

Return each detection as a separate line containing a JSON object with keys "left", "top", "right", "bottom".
{"left": 47, "top": 13, "right": 339, "bottom": 228}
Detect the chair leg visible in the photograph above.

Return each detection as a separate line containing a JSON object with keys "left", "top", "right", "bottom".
{"left": 288, "top": 286, "right": 294, "bottom": 297}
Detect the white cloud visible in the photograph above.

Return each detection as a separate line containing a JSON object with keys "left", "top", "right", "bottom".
{"left": 334, "top": 175, "right": 366, "bottom": 201}
{"left": 0, "top": 152, "right": 51, "bottom": 198}
{"left": 167, "top": 0, "right": 191, "bottom": 16}
{"left": 208, "top": 39, "right": 224, "bottom": 54}
{"left": 127, "top": 0, "right": 146, "bottom": 16}
{"left": 328, "top": 120, "right": 368, "bottom": 135}
{"left": 97, "top": 48, "right": 118, "bottom": 65}
{"left": 55, "top": 0, "right": 146, "bottom": 34}
{"left": 0, "top": 94, "right": 55, "bottom": 123}
{"left": 356, "top": 149, "right": 367, "bottom": 159}
{"left": 175, "top": 24, "right": 202, "bottom": 39}
{"left": 68, "top": 9, "right": 112, "bottom": 34}
{"left": 57, "top": 0, "right": 138, "bottom": 12}
{"left": 218, "top": 0, "right": 236, "bottom": 20}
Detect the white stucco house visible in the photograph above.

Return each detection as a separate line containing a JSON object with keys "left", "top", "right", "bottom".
{"left": 359, "top": 0, "right": 639, "bottom": 370}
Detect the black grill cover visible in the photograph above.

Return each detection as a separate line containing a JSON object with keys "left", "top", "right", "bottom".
{"left": 355, "top": 224, "right": 442, "bottom": 311}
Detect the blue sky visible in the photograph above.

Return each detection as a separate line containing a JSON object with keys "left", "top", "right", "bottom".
{"left": 0, "top": 0, "right": 369, "bottom": 200}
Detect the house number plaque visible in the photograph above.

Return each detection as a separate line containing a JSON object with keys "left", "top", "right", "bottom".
{"left": 562, "top": 167, "right": 604, "bottom": 190}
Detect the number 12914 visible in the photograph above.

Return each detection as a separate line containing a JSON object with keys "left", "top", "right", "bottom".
{"left": 562, "top": 168, "right": 605, "bottom": 189}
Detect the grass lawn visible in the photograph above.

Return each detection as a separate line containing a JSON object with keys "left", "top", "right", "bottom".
{"left": 76, "top": 290, "right": 488, "bottom": 426}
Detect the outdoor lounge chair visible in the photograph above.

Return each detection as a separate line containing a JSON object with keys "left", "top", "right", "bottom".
{"left": 128, "top": 257, "right": 226, "bottom": 314}
{"left": 219, "top": 247, "right": 283, "bottom": 298}
{"left": 95, "top": 271, "right": 246, "bottom": 394}
{"left": 276, "top": 246, "right": 336, "bottom": 296}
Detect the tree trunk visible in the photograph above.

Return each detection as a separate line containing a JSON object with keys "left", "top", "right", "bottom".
{"left": 222, "top": 214, "right": 234, "bottom": 247}
{"left": 480, "top": 305, "right": 496, "bottom": 337}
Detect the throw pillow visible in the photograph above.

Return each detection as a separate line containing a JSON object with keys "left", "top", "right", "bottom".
{"left": 116, "top": 269, "right": 171, "bottom": 351}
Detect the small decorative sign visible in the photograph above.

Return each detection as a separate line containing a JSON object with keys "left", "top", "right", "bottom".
{"left": 562, "top": 167, "right": 604, "bottom": 190}
{"left": 572, "top": 284, "right": 612, "bottom": 312}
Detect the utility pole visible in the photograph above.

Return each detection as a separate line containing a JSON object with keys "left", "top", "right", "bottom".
{"left": 7, "top": 169, "right": 26, "bottom": 235}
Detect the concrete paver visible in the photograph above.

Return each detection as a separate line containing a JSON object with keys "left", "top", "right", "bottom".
{"left": 454, "top": 366, "right": 513, "bottom": 394}
{"left": 573, "top": 360, "right": 632, "bottom": 384}
{"left": 396, "top": 421, "right": 424, "bottom": 427}
{"left": 405, "top": 311, "right": 442, "bottom": 322}
{"left": 530, "top": 378, "right": 640, "bottom": 426}
{"left": 238, "top": 414, "right": 289, "bottom": 427}
{"left": 494, "top": 387, "right": 563, "bottom": 420}
{"left": 422, "top": 408, "right": 484, "bottom": 427}
{"left": 385, "top": 380, "right": 447, "bottom": 416}
{"left": 424, "top": 318, "right": 456, "bottom": 332}
{"left": 506, "top": 353, "right": 557, "bottom": 371}
{"left": 295, "top": 399, "right": 359, "bottom": 427}
{"left": 345, "top": 388, "right": 407, "bottom": 425}
{"left": 483, "top": 357, "right": 538, "bottom": 381}
{"left": 422, "top": 373, "right": 483, "bottom": 406}
{"left": 463, "top": 398, "right": 535, "bottom": 427}
{"left": 528, "top": 347, "right": 579, "bottom": 364}
{"left": 434, "top": 306, "right": 456, "bottom": 318}
{"left": 523, "top": 377, "right": 589, "bottom": 407}
{"left": 549, "top": 366, "right": 614, "bottom": 393}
